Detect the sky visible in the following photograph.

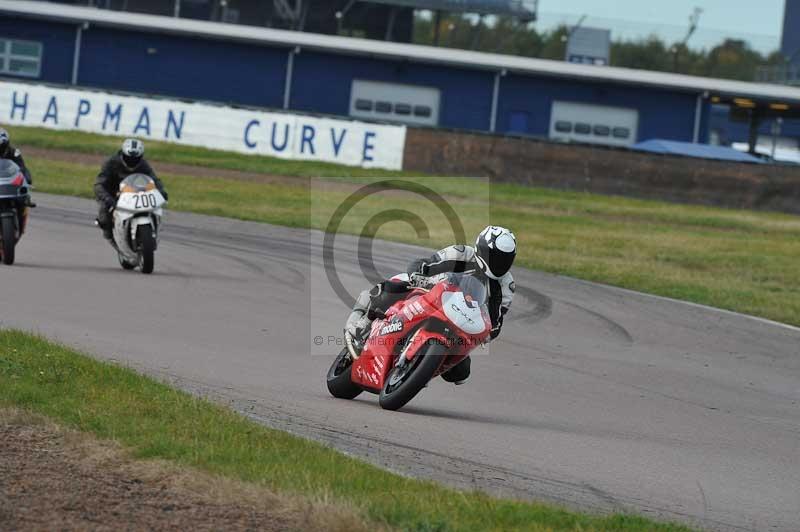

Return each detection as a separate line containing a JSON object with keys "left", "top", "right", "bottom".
{"left": 535, "top": 0, "right": 786, "bottom": 53}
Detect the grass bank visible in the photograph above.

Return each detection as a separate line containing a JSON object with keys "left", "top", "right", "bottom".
{"left": 28, "top": 150, "right": 800, "bottom": 326}
{"left": 0, "top": 330, "right": 692, "bottom": 532}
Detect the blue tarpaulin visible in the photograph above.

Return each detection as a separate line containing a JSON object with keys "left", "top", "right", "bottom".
{"left": 633, "top": 140, "right": 763, "bottom": 163}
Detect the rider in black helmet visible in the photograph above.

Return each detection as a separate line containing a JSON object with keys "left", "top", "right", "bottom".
{"left": 344, "top": 226, "right": 517, "bottom": 385}
{"left": 94, "top": 138, "right": 168, "bottom": 241}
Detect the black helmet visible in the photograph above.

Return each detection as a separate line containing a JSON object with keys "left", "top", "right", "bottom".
{"left": 475, "top": 226, "right": 516, "bottom": 279}
{"left": 0, "top": 128, "right": 9, "bottom": 155}
{"left": 121, "top": 138, "right": 144, "bottom": 170}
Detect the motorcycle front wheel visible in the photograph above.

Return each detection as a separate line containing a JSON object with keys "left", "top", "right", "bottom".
{"left": 1, "top": 215, "right": 16, "bottom": 265}
{"left": 379, "top": 341, "right": 446, "bottom": 411}
{"left": 137, "top": 225, "right": 155, "bottom": 274}
{"left": 326, "top": 348, "right": 362, "bottom": 400}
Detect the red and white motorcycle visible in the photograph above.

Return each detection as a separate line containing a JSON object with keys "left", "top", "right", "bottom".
{"left": 326, "top": 272, "right": 490, "bottom": 411}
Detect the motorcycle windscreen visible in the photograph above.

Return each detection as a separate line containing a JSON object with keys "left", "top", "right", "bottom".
{"left": 0, "top": 159, "right": 21, "bottom": 181}
{"left": 120, "top": 173, "right": 157, "bottom": 193}
{"left": 441, "top": 273, "right": 490, "bottom": 335}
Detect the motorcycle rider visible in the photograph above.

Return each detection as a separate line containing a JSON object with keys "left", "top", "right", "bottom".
{"left": 94, "top": 138, "right": 168, "bottom": 241}
{"left": 344, "top": 225, "right": 517, "bottom": 385}
{"left": 0, "top": 128, "right": 35, "bottom": 207}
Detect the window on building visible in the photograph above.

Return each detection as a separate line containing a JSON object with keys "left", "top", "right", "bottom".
{"left": 612, "top": 127, "right": 631, "bottom": 139}
{"left": 413, "top": 105, "right": 432, "bottom": 118}
{"left": 350, "top": 80, "right": 440, "bottom": 126}
{"left": 0, "top": 38, "right": 42, "bottom": 78}
{"left": 555, "top": 121, "right": 573, "bottom": 133}
{"left": 593, "top": 125, "right": 611, "bottom": 136}
{"left": 574, "top": 123, "right": 592, "bottom": 134}
{"left": 354, "top": 99, "right": 373, "bottom": 111}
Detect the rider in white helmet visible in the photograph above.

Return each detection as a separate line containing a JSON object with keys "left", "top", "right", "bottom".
{"left": 344, "top": 226, "right": 517, "bottom": 385}
{"left": 0, "top": 127, "right": 35, "bottom": 207}
{"left": 94, "top": 138, "right": 168, "bottom": 241}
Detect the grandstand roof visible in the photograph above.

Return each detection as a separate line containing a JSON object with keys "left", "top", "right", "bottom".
{"left": 4, "top": 0, "right": 800, "bottom": 105}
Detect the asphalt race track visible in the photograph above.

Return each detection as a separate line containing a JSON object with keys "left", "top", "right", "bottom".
{"left": 2, "top": 194, "right": 799, "bottom": 531}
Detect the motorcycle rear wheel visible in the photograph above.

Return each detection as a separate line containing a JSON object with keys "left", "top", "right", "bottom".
{"left": 326, "top": 348, "right": 363, "bottom": 399}
{"left": 379, "top": 342, "right": 446, "bottom": 411}
{"left": 1, "top": 215, "right": 16, "bottom": 265}
{"left": 137, "top": 225, "right": 155, "bottom": 274}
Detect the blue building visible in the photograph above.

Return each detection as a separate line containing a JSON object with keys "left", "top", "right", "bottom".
{"left": 2, "top": 0, "right": 800, "bottom": 152}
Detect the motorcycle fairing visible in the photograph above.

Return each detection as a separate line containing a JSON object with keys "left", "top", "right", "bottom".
{"left": 350, "top": 278, "right": 490, "bottom": 392}
{"left": 113, "top": 177, "right": 165, "bottom": 263}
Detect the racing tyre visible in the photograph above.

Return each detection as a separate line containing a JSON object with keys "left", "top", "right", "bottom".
{"left": 137, "top": 225, "right": 155, "bottom": 274}
{"left": 379, "top": 341, "right": 446, "bottom": 411}
{"left": 326, "top": 348, "right": 362, "bottom": 399}
{"left": 1, "top": 215, "right": 16, "bottom": 266}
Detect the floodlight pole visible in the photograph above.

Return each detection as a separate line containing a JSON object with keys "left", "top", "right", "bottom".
{"left": 673, "top": 7, "right": 702, "bottom": 72}
{"left": 174, "top": 0, "right": 181, "bottom": 18}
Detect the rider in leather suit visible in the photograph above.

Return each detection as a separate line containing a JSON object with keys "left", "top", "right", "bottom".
{"left": 94, "top": 138, "right": 168, "bottom": 241}
{"left": 344, "top": 226, "right": 517, "bottom": 385}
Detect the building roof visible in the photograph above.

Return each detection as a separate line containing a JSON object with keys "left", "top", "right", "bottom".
{"left": 633, "top": 139, "right": 764, "bottom": 163}
{"left": 5, "top": 0, "right": 800, "bottom": 105}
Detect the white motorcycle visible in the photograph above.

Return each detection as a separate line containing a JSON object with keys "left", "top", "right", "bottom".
{"left": 111, "top": 173, "right": 166, "bottom": 274}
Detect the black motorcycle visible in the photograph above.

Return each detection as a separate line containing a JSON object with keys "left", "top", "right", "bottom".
{"left": 0, "top": 159, "right": 31, "bottom": 265}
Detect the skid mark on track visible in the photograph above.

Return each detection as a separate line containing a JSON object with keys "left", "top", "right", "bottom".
{"left": 509, "top": 284, "right": 553, "bottom": 325}
{"left": 558, "top": 300, "right": 634, "bottom": 345}
{"left": 163, "top": 233, "right": 306, "bottom": 286}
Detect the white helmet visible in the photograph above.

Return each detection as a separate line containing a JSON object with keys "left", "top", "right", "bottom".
{"left": 475, "top": 226, "right": 517, "bottom": 279}
{"left": 121, "top": 138, "right": 144, "bottom": 170}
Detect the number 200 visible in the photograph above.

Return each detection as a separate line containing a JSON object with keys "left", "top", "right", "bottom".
{"left": 134, "top": 193, "right": 157, "bottom": 209}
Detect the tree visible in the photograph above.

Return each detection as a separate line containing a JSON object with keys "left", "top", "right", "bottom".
{"left": 410, "top": 13, "right": 781, "bottom": 82}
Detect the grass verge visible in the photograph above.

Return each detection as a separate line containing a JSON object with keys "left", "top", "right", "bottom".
{"left": 0, "top": 330, "right": 692, "bottom": 532}
{"left": 28, "top": 152, "right": 800, "bottom": 326}
{"left": 0, "top": 407, "right": 372, "bottom": 532}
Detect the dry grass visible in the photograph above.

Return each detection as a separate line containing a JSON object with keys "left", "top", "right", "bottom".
{"left": 0, "top": 407, "right": 378, "bottom": 532}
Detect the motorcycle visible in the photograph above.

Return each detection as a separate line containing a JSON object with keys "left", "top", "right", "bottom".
{"left": 0, "top": 159, "right": 31, "bottom": 266}
{"left": 326, "top": 272, "right": 491, "bottom": 411}
{"left": 111, "top": 173, "right": 166, "bottom": 274}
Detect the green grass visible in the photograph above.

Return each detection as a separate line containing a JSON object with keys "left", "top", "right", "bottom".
{"left": 0, "top": 330, "right": 692, "bottom": 532}
{"left": 29, "top": 154, "right": 800, "bottom": 327}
